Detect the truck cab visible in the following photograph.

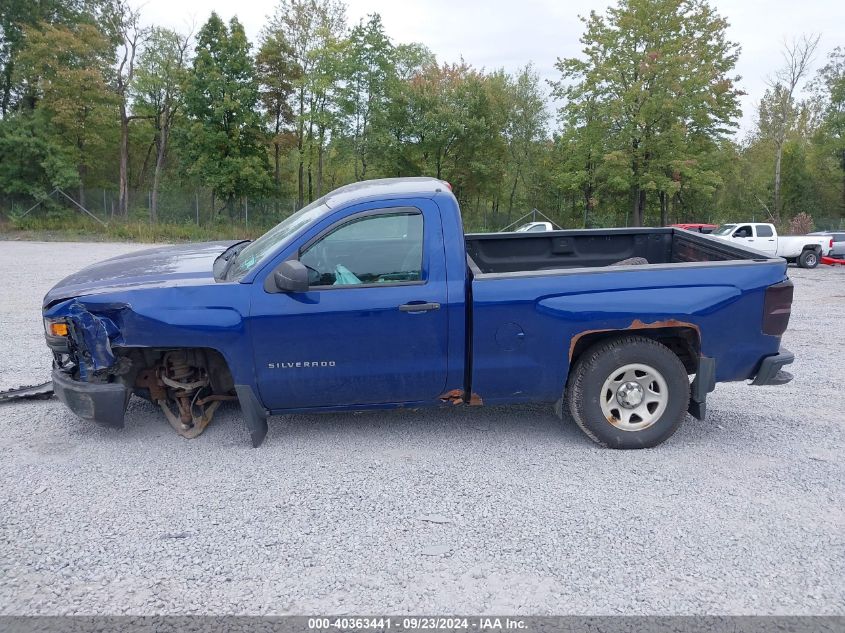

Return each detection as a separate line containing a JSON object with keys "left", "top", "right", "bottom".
{"left": 710, "top": 223, "right": 778, "bottom": 255}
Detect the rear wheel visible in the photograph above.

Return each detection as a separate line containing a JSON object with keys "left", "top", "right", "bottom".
{"left": 564, "top": 336, "right": 690, "bottom": 449}
{"left": 798, "top": 249, "right": 820, "bottom": 269}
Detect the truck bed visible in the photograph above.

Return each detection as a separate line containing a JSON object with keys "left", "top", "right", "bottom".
{"left": 465, "top": 226, "right": 789, "bottom": 407}
{"left": 465, "top": 227, "right": 767, "bottom": 275}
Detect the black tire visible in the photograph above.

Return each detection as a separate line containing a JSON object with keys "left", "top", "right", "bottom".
{"left": 798, "top": 249, "right": 820, "bottom": 269}
{"left": 564, "top": 336, "right": 690, "bottom": 449}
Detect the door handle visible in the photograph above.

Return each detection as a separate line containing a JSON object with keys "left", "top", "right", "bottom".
{"left": 399, "top": 302, "right": 440, "bottom": 313}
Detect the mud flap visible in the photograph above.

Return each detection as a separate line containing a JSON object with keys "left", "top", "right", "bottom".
{"left": 235, "top": 385, "right": 269, "bottom": 448}
{"left": 688, "top": 356, "right": 715, "bottom": 420}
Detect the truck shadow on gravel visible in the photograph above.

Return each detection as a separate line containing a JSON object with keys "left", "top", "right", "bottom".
{"left": 112, "top": 395, "right": 714, "bottom": 451}
{"left": 7, "top": 391, "right": 718, "bottom": 455}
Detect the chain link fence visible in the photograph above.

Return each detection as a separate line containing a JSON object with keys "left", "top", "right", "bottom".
{"left": 813, "top": 216, "right": 845, "bottom": 231}
{"left": 2, "top": 188, "right": 843, "bottom": 236}
{"left": 1, "top": 188, "right": 301, "bottom": 231}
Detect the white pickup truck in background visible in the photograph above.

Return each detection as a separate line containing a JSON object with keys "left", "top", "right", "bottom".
{"left": 514, "top": 221, "right": 554, "bottom": 233}
{"left": 710, "top": 222, "right": 833, "bottom": 268}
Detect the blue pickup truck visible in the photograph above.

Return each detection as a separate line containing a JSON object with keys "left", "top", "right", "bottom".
{"left": 42, "top": 177, "right": 795, "bottom": 449}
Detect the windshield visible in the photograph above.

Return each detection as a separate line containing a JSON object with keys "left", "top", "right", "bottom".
{"left": 712, "top": 224, "right": 736, "bottom": 236}
{"left": 227, "top": 199, "right": 330, "bottom": 280}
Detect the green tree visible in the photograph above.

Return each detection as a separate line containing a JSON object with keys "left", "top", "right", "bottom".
{"left": 0, "top": 0, "right": 109, "bottom": 117}
{"left": 265, "top": 0, "right": 346, "bottom": 207}
{"left": 255, "top": 28, "right": 299, "bottom": 197}
{"left": 103, "top": 0, "right": 148, "bottom": 216}
{"left": 398, "top": 63, "right": 479, "bottom": 181}
{"left": 780, "top": 141, "right": 823, "bottom": 217}
{"left": 757, "top": 35, "right": 820, "bottom": 222}
{"left": 0, "top": 111, "right": 69, "bottom": 198}
{"left": 339, "top": 14, "right": 395, "bottom": 181}
{"left": 13, "top": 22, "right": 116, "bottom": 206}
{"left": 554, "top": 0, "right": 742, "bottom": 226}
{"left": 813, "top": 47, "right": 845, "bottom": 216}
{"left": 502, "top": 64, "right": 547, "bottom": 214}
{"left": 133, "top": 26, "right": 191, "bottom": 221}
{"left": 550, "top": 77, "right": 610, "bottom": 227}
{"left": 307, "top": 35, "right": 345, "bottom": 198}
{"left": 457, "top": 69, "right": 511, "bottom": 219}
{"left": 369, "top": 42, "right": 434, "bottom": 178}
{"left": 182, "top": 13, "right": 269, "bottom": 218}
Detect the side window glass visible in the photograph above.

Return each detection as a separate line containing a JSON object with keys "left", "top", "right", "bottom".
{"left": 734, "top": 225, "right": 752, "bottom": 238}
{"left": 756, "top": 225, "right": 773, "bottom": 237}
{"left": 300, "top": 212, "right": 424, "bottom": 287}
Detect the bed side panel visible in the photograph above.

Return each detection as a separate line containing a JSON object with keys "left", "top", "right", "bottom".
{"left": 470, "top": 262, "right": 787, "bottom": 404}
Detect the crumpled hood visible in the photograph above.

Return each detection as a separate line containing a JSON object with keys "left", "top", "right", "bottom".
{"left": 43, "top": 241, "right": 238, "bottom": 307}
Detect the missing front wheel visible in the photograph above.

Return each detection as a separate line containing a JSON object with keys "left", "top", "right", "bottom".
{"left": 133, "top": 350, "right": 237, "bottom": 439}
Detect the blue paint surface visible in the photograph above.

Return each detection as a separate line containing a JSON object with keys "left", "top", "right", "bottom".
{"left": 43, "top": 177, "right": 789, "bottom": 411}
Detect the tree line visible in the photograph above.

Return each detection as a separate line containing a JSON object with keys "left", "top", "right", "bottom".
{"left": 0, "top": 0, "right": 843, "bottom": 232}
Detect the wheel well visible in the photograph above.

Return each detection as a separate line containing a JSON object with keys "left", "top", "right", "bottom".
{"left": 802, "top": 245, "right": 821, "bottom": 253}
{"left": 115, "top": 346, "right": 235, "bottom": 395}
{"left": 570, "top": 326, "right": 700, "bottom": 374}
{"left": 112, "top": 346, "right": 238, "bottom": 439}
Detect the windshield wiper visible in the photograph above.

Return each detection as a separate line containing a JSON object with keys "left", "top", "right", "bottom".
{"left": 217, "top": 241, "right": 250, "bottom": 281}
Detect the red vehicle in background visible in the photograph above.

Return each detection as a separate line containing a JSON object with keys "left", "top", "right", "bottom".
{"left": 670, "top": 223, "right": 718, "bottom": 234}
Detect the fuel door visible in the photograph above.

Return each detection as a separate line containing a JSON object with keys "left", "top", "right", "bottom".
{"left": 495, "top": 322, "right": 526, "bottom": 352}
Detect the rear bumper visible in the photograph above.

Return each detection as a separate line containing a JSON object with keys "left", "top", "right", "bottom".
{"left": 52, "top": 367, "right": 128, "bottom": 428}
{"left": 750, "top": 348, "right": 794, "bottom": 386}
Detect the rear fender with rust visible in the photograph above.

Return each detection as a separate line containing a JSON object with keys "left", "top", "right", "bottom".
{"left": 469, "top": 265, "right": 785, "bottom": 404}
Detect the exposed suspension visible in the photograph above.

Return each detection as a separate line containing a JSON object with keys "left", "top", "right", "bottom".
{"left": 136, "top": 350, "right": 236, "bottom": 439}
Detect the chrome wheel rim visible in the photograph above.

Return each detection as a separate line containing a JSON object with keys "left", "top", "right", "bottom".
{"left": 806, "top": 253, "right": 817, "bottom": 266}
{"left": 599, "top": 363, "right": 669, "bottom": 431}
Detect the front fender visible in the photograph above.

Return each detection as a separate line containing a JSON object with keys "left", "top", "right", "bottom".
{"left": 43, "top": 285, "right": 255, "bottom": 388}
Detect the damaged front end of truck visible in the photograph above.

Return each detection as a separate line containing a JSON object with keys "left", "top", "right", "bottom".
{"left": 44, "top": 299, "right": 237, "bottom": 439}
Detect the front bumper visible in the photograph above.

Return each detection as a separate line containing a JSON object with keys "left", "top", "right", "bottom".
{"left": 52, "top": 368, "right": 128, "bottom": 428}
{"left": 750, "top": 348, "right": 794, "bottom": 386}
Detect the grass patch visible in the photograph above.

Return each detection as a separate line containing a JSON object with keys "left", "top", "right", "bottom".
{"left": 0, "top": 212, "right": 274, "bottom": 243}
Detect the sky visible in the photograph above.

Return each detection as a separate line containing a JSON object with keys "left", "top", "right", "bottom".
{"left": 138, "top": 0, "right": 845, "bottom": 136}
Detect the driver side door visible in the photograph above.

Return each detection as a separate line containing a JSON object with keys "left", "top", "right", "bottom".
{"left": 731, "top": 225, "right": 755, "bottom": 247}
{"left": 249, "top": 202, "right": 449, "bottom": 411}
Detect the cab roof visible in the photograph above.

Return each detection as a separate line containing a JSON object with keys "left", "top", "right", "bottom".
{"left": 322, "top": 177, "right": 451, "bottom": 209}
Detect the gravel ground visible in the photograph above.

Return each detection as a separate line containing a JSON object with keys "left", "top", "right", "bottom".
{"left": 0, "top": 240, "right": 843, "bottom": 616}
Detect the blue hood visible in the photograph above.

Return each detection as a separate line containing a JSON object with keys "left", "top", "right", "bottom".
{"left": 43, "top": 241, "right": 239, "bottom": 307}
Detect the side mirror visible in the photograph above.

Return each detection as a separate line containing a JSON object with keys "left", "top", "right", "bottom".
{"left": 274, "top": 260, "right": 309, "bottom": 293}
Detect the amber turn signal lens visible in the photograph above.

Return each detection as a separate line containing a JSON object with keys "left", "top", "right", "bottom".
{"left": 50, "top": 322, "right": 69, "bottom": 337}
